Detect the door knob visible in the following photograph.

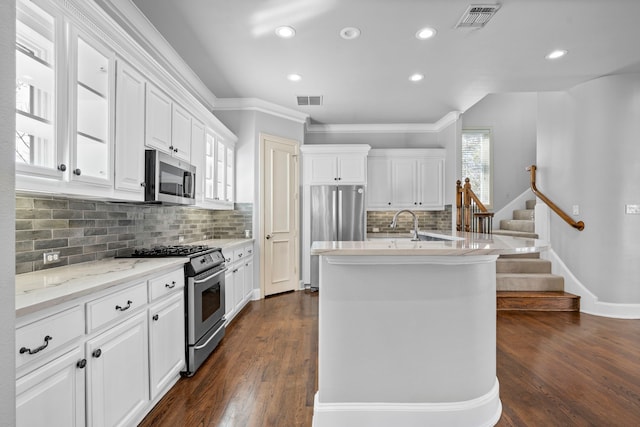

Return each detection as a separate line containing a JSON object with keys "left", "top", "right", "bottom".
{"left": 266, "top": 234, "right": 272, "bottom": 240}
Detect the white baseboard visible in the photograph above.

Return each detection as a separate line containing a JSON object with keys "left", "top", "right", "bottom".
{"left": 312, "top": 379, "right": 502, "bottom": 427}
{"left": 251, "top": 289, "right": 261, "bottom": 300}
{"left": 542, "top": 248, "right": 640, "bottom": 319}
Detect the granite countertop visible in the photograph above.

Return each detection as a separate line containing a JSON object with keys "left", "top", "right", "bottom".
{"left": 15, "top": 238, "right": 254, "bottom": 317}
{"left": 311, "top": 230, "right": 548, "bottom": 256}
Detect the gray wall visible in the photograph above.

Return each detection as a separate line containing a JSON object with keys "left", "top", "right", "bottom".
{"left": 462, "top": 93, "right": 537, "bottom": 212}
{"left": 1, "top": 0, "right": 16, "bottom": 422}
{"left": 304, "top": 130, "right": 440, "bottom": 147}
{"left": 538, "top": 74, "right": 640, "bottom": 304}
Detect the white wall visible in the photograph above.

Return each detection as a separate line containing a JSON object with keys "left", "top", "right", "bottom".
{"left": 304, "top": 131, "right": 440, "bottom": 147}
{"left": 537, "top": 74, "right": 640, "bottom": 304}
{"left": 462, "top": 93, "right": 537, "bottom": 212}
{"left": 0, "top": 0, "right": 17, "bottom": 423}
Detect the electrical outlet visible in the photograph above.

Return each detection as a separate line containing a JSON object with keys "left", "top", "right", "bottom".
{"left": 203, "top": 235, "right": 208, "bottom": 240}
{"left": 372, "top": 227, "right": 380, "bottom": 233}
{"left": 178, "top": 235, "right": 185, "bottom": 243}
{"left": 43, "top": 251, "right": 60, "bottom": 265}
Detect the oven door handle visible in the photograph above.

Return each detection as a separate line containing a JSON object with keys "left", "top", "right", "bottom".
{"left": 194, "top": 321, "right": 226, "bottom": 350}
{"left": 193, "top": 268, "right": 227, "bottom": 284}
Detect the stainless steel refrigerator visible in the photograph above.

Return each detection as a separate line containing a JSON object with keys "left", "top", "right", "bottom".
{"left": 310, "top": 184, "right": 365, "bottom": 288}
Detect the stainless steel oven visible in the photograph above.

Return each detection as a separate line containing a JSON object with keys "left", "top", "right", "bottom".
{"left": 184, "top": 248, "right": 227, "bottom": 376}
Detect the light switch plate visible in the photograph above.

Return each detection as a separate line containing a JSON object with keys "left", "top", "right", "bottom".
{"left": 572, "top": 205, "right": 580, "bottom": 215}
{"left": 625, "top": 204, "right": 640, "bottom": 214}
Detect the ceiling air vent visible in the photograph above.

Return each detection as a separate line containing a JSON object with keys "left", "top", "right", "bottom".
{"left": 297, "top": 96, "right": 323, "bottom": 106}
{"left": 455, "top": 4, "right": 501, "bottom": 28}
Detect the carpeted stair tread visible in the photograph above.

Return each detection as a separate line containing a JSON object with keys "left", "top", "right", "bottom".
{"left": 499, "top": 252, "right": 540, "bottom": 259}
{"left": 492, "top": 229, "right": 539, "bottom": 239}
{"left": 497, "top": 273, "right": 564, "bottom": 291}
{"left": 496, "top": 258, "right": 552, "bottom": 274}
{"left": 499, "top": 219, "right": 535, "bottom": 233}
{"left": 513, "top": 209, "right": 535, "bottom": 220}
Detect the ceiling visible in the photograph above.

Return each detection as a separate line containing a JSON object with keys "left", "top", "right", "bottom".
{"left": 130, "top": 0, "right": 640, "bottom": 125}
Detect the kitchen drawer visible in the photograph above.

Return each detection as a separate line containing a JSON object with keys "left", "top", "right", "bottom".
{"left": 86, "top": 282, "right": 147, "bottom": 333}
{"left": 233, "top": 247, "right": 246, "bottom": 262}
{"left": 244, "top": 245, "right": 254, "bottom": 257}
{"left": 148, "top": 268, "right": 185, "bottom": 301}
{"left": 16, "top": 305, "right": 84, "bottom": 369}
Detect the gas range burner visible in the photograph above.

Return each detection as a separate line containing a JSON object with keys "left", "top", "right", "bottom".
{"left": 130, "top": 244, "right": 210, "bottom": 257}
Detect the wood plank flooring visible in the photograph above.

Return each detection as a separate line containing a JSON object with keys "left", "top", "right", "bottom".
{"left": 140, "top": 290, "right": 640, "bottom": 427}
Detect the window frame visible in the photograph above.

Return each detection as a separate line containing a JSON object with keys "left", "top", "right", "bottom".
{"left": 460, "top": 127, "right": 493, "bottom": 209}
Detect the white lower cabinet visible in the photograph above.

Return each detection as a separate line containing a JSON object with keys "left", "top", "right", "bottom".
{"left": 223, "top": 242, "right": 254, "bottom": 324}
{"left": 16, "top": 266, "right": 186, "bottom": 427}
{"left": 243, "top": 257, "right": 254, "bottom": 301}
{"left": 86, "top": 311, "right": 149, "bottom": 427}
{"left": 16, "top": 346, "right": 85, "bottom": 427}
{"left": 148, "top": 292, "right": 185, "bottom": 400}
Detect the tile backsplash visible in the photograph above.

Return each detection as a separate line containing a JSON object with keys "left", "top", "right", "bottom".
{"left": 367, "top": 206, "right": 452, "bottom": 234}
{"left": 15, "top": 193, "right": 252, "bottom": 274}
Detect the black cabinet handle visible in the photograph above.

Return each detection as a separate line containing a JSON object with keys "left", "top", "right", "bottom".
{"left": 93, "top": 349, "right": 102, "bottom": 358}
{"left": 338, "top": 177, "right": 342, "bottom": 180}
{"left": 388, "top": 202, "right": 391, "bottom": 205}
{"left": 173, "top": 148, "right": 178, "bottom": 153}
{"left": 77, "top": 359, "right": 87, "bottom": 369}
{"left": 165, "top": 281, "right": 176, "bottom": 289}
{"left": 419, "top": 202, "right": 422, "bottom": 205}
{"left": 57, "top": 164, "right": 67, "bottom": 172}
{"left": 232, "top": 269, "right": 239, "bottom": 273}
{"left": 140, "top": 182, "right": 146, "bottom": 187}
{"left": 334, "top": 177, "right": 338, "bottom": 181}
{"left": 238, "top": 253, "right": 243, "bottom": 258}
{"left": 73, "top": 168, "right": 81, "bottom": 176}
{"left": 169, "top": 145, "right": 174, "bottom": 151}
{"left": 115, "top": 300, "right": 132, "bottom": 311}
{"left": 19, "top": 335, "right": 52, "bottom": 355}
{"left": 152, "top": 314, "right": 159, "bottom": 321}
{"left": 414, "top": 202, "right": 417, "bottom": 205}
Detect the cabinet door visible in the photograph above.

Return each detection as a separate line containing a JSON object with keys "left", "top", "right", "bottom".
{"left": 224, "top": 268, "right": 235, "bottom": 320}
{"left": 417, "top": 158, "right": 444, "bottom": 209}
{"left": 191, "top": 119, "right": 205, "bottom": 166}
{"left": 148, "top": 292, "right": 185, "bottom": 400}
{"left": 70, "top": 28, "right": 115, "bottom": 185}
{"left": 243, "top": 257, "right": 254, "bottom": 301}
{"left": 337, "top": 154, "right": 367, "bottom": 184}
{"left": 16, "top": 346, "right": 85, "bottom": 427}
{"left": 391, "top": 158, "right": 418, "bottom": 208}
{"left": 114, "top": 60, "right": 145, "bottom": 196}
{"left": 308, "top": 155, "right": 338, "bottom": 184}
{"left": 86, "top": 311, "right": 149, "bottom": 427}
{"left": 171, "top": 103, "right": 191, "bottom": 161}
{"left": 367, "top": 157, "right": 392, "bottom": 208}
{"left": 145, "top": 83, "right": 172, "bottom": 153}
{"left": 233, "top": 263, "right": 244, "bottom": 311}
{"left": 15, "top": 0, "right": 65, "bottom": 179}
{"left": 225, "top": 146, "right": 234, "bottom": 202}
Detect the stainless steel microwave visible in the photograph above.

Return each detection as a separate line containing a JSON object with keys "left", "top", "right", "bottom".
{"left": 144, "top": 150, "right": 196, "bottom": 205}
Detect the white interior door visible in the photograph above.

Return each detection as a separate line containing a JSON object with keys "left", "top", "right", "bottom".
{"left": 261, "top": 134, "right": 299, "bottom": 296}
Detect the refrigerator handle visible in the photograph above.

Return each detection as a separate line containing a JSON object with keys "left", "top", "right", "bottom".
{"left": 332, "top": 189, "right": 338, "bottom": 241}
{"left": 338, "top": 189, "right": 343, "bottom": 240}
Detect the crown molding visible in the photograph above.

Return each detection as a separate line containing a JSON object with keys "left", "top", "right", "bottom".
{"left": 213, "top": 98, "right": 310, "bottom": 124}
{"left": 93, "top": 0, "right": 217, "bottom": 110}
{"left": 305, "top": 111, "right": 461, "bottom": 134}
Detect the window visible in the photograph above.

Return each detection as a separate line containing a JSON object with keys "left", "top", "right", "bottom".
{"left": 461, "top": 129, "right": 492, "bottom": 206}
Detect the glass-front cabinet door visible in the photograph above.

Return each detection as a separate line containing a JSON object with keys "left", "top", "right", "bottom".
{"left": 204, "top": 132, "right": 216, "bottom": 201}
{"left": 70, "top": 27, "right": 114, "bottom": 185}
{"left": 200, "top": 132, "right": 234, "bottom": 208}
{"left": 225, "top": 146, "right": 234, "bottom": 202}
{"left": 15, "top": 0, "right": 64, "bottom": 178}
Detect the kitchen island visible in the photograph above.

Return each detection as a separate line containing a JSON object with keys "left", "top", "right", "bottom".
{"left": 311, "top": 231, "right": 547, "bottom": 427}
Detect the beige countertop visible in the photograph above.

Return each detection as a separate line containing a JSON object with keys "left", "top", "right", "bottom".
{"left": 311, "top": 231, "right": 548, "bottom": 256}
{"left": 16, "top": 238, "right": 254, "bottom": 317}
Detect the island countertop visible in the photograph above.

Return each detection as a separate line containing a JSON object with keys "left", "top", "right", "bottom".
{"left": 311, "top": 230, "right": 548, "bottom": 256}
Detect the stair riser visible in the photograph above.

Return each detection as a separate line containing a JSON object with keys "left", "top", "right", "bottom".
{"left": 513, "top": 209, "right": 534, "bottom": 220}
{"left": 499, "top": 219, "right": 535, "bottom": 233}
{"left": 498, "top": 253, "right": 540, "bottom": 259}
{"left": 497, "top": 260, "right": 551, "bottom": 274}
{"left": 497, "top": 297, "right": 579, "bottom": 311}
{"left": 525, "top": 200, "right": 536, "bottom": 210}
{"left": 497, "top": 276, "right": 564, "bottom": 292}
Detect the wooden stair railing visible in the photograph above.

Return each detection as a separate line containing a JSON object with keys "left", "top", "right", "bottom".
{"left": 456, "top": 178, "right": 494, "bottom": 233}
{"left": 527, "top": 165, "right": 585, "bottom": 231}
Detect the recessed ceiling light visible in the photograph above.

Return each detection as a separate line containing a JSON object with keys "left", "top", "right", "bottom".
{"left": 546, "top": 49, "right": 568, "bottom": 60}
{"left": 275, "top": 26, "right": 296, "bottom": 39}
{"left": 340, "top": 27, "right": 361, "bottom": 40}
{"left": 287, "top": 74, "right": 302, "bottom": 82}
{"left": 416, "top": 27, "right": 437, "bottom": 40}
{"left": 409, "top": 73, "right": 424, "bottom": 82}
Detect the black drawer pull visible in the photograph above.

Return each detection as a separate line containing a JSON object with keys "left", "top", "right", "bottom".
{"left": 165, "top": 281, "right": 176, "bottom": 289}
{"left": 152, "top": 314, "right": 159, "bottom": 321}
{"left": 115, "top": 300, "right": 132, "bottom": 311}
{"left": 77, "top": 359, "right": 87, "bottom": 369}
{"left": 19, "top": 335, "right": 52, "bottom": 355}
{"left": 93, "top": 349, "right": 102, "bottom": 358}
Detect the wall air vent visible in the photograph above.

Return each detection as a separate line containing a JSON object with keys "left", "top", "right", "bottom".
{"left": 455, "top": 4, "right": 501, "bottom": 28}
{"left": 297, "top": 96, "right": 323, "bottom": 106}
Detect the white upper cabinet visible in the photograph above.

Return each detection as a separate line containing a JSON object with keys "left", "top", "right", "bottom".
{"left": 114, "top": 59, "right": 145, "bottom": 198}
{"left": 368, "top": 149, "right": 445, "bottom": 211}
{"left": 195, "top": 130, "right": 235, "bottom": 209}
{"left": 145, "top": 83, "right": 172, "bottom": 153}
{"left": 15, "top": 0, "right": 65, "bottom": 179}
{"left": 69, "top": 28, "right": 115, "bottom": 186}
{"left": 170, "top": 103, "right": 192, "bottom": 162}
{"left": 300, "top": 144, "right": 371, "bottom": 185}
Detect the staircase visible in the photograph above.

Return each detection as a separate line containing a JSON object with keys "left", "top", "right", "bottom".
{"left": 492, "top": 199, "right": 538, "bottom": 239}
{"left": 493, "top": 199, "right": 580, "bottom": 311}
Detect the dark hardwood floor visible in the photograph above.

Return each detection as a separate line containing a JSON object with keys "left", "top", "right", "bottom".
{"left": 140, "top": 290, "right": 640, "bottom": 427}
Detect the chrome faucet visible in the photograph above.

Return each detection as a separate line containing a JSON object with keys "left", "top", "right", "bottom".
{"left": 390, "top": 209, "right": 420, "bottom": 241}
